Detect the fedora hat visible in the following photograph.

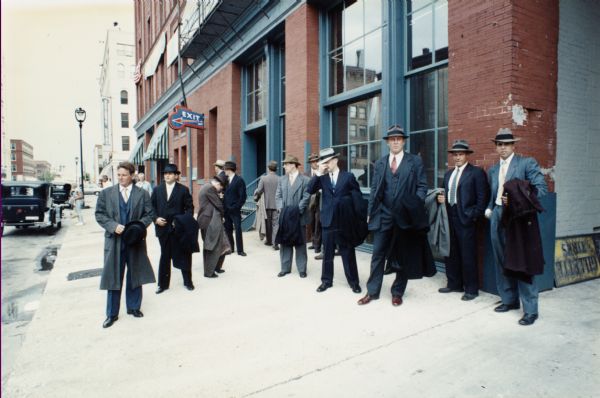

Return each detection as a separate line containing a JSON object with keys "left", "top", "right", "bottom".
{"left": 308, "top": 152, "right": 319, "bottom": 163}
{"left": 213, "top": 159, "right": 226, "bottom": 168}
{"left": 122, "top": 220, "right": 147, "bottom": 246}
{"left": 224, "top": 160, "right": 237, "bottom": 171}
{"left": 448, "top": 139, "right": 474, "bottom": 153}
{"left": 282, "top": 155, "right": 301, "bottom": 165}
{"left": 491, "top": 128, "right": 521, "bottom": 143}
{"left": 163, "top": 163, "right": 181, "bottom": 174}
{"left": 383, "top": 124, "right": 409, "bottom": 140}
{"left": 318, "top": 147, "right": 339, "bottom": 165}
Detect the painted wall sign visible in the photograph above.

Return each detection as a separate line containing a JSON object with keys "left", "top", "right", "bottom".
{"left": 554, "top": 235, "right": 600, "bottom": 287}
{"left": 168, "top": 105, "right": 205, "bottom": 130}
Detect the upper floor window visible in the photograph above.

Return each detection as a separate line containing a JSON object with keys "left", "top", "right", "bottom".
{"left": 122, "top": 136, "right": 130, "bottom": 151}
{"left": 120, "top": 90, "right": 128, "bottom": 104}
{"left": 407, "top": 0, "right": 448, "bottom": 71}
{"left": 11, "top": 152, "right": 16, "bottom": 161}
{"left": 121, "top": 112, "right": 129, "bottom": 128}
{"left": 10, "top": 142, "right": 16, "bottom": 150}
{"left": 246, "top": 57, "right": 267, "bottom": 124}
{"left": 328, "top": 0, "right": 383, "bottom": 96}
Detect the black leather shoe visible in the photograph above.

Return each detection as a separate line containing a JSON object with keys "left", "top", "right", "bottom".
{"left": 185, "top": 284, "right": 195, "bottom": 291}
{"left": 127, "top": 309, "right": 144, "bottom": 317}
{"left": 439, "top": 287, "right": 464, "bottom": 293}
{"left": 205, "top": 273, "right": 218, "bottom": 278}
{"left": 155, "top": 287, "right": 168, "bottom": 294}
{"left": 238, "top": 252, "right": 247, "bottom": 256}
{"left": 299, "top": 272, "right": 307, "bottom": 278}
{"left": 518, "top": 313, "right": 538, "bottom": 326}
{"left": 461, "top": 293, "right": 478, "bottom": 301}
{"left": 307, "top": 245, "right": 314, "bottom": 250}
{"left": 494, "top": 302, "right": 520, "bottom": 312}
{"left": 316, "top": 283, "right": 332, "bottom": 292}
{"left": 278, "top": 271, "right": 290, "bottom": 277}
{"left": 215, "top": 269, "right": 225, "bottom": 274}
{"left": 351, "top": 285, "right": 362, "bottom": 294}
{"left": 264, "top": 242, "right": 272, "bottom": 246}
{"left": 273, "top": 245, "right": 280, "bottom": 251}
{"left": 102, "top": 316, "right": 118, "bottom": 328}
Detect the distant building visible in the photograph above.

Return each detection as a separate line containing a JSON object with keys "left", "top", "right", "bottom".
{"left": 10, "top": 139, "right": 36, "bottom": 181}
{"left": 98, "top": 26, "right": 137, "bottom": 181}
{"left": 34, "top": 160, "right": 52, "bottom": 180}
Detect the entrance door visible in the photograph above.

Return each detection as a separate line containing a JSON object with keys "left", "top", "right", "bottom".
{"left": 243, "top": 126, "right": 266, "bottom": 183}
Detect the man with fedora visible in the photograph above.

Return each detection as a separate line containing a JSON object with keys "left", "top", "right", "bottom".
{"left": 151, "top": 163, "right": 195, "bottom": 293}
{"left": 214, "top": 160, "right": 227, "bottom": 187}
{"left": 437, "top": 140, "right": 489, "bottom": 301}
{"left": 306, "top": 152, "right": 322, "bottom": 256}
{"left": 223, "top": 160, "right": 247, "bottom": 256}
{"left": 254, "top": 160, "right": 280, "bottom": 249}
{"left": 95, "top": 161, "right": 156, "bottom": 328}
{"left": 358, "top": 125, "right": 428, "bottom": 307}
{"left": 307, "top": 148, "right": 362, "bottom": 294}
{"left": 274, "top": 155, "right": 311, "bottom": 278}
{"left": 485, "top": 128, "right": 547, "bottom": 325}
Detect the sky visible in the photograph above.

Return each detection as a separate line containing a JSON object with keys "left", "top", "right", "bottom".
{"left": 2, "top": 0, "right": 134, "bottom": 181}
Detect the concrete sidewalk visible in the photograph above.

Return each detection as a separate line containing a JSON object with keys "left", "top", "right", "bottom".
{"left": 3, "top": 201, "right": 599, "bottom": 397}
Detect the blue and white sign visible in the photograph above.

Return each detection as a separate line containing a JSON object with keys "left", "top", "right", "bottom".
{"left": 168, "top": 105, "right": 205, "bottom": 130}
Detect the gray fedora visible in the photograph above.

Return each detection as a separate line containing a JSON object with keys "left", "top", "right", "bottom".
{"left": 491, "top": 128, "right": 521, "bottom": 143}
{"left": 383, "top": 124, "right": 409, "bottom": 140}
{"left": 448, "top": 139, "right": 474, "bottom": 153}
{"left": 318, "top": 147, "right": 339, "bottom": 165}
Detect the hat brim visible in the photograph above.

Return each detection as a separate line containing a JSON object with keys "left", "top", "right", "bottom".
{"left": 383, "top": 134, "right": 409, "bottom": 140}
{"left": 282, "top": 160, "right": 301, "bottom": 165}
{"left": 448, "top": 149, "right": 474, "bottom": 154}
{"left": 491, "top": 138, "right": 521, "bottom": 143}
{"left": 318, "top": 154, "right": 339, "bottom": 165}
{"left": 163, "top": 170, "right": 181, "bottom": 174}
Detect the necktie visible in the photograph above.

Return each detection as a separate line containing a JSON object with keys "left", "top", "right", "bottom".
{"left": 449, "top": 168, "right": 458, "bottom": 206}
{"left": 330, "top": 173, "right": 336, "bottom": 188}
{"left": 122, "top": 188, "right": 129, "bottom": 203}
{"left": 391, "top": 155, "right": 398, "bottom": 174}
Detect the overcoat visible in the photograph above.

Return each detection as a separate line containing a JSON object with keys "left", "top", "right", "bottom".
{"left": 95, "top": 184, "right": 156, "bottom": 290}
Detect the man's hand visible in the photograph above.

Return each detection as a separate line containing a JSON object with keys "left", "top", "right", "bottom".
{"left": 437, "top": 193, "right": 446, "bottom": 204}
{"left": 318, "top": 163, "right": 328, "bottom": 174}
{"left": 501, "top": 195, "right": 508, "bottom": 206}
{"left": 155, "top": 217, "right": 168, "bottom": 227}
{"left": 484, "top": 209, "right": 492, "bottom": 219}
{"left": 115, "top": 224, "right": 125, "bottom": 234}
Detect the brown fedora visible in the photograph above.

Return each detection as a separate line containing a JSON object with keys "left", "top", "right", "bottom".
{"left": 491, "top": 128, "right": 521, "bottom": 143}
{"left": 282, "top": 155, "right": 301, "bottom": 165}
{"left": 307, "top": 152, "right": 319, "bottom": 163}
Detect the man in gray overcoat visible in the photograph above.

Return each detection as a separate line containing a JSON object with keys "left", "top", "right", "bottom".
{"left": 275, "top": 155, "right": 311, "bottom": 278}
{"left": 254, "top": 160, "right": 280, "bottom": 249}
{"left": 95, "top": 161, "right": 156, "bottom": 329}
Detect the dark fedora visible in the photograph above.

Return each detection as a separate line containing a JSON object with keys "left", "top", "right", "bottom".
{"left": 122, "top": 220, "right": 147, "bottom": 246}
{"left": 163, "top": 163, "right": 181, "bottom": 174}
{"left": 318, "top": 147, "right": 339, "bottom": 165}
{"left": 282, "top": 154, "right": 301, "bottom": 165}
{"left": 448, "top": 139, "right": 474, "bottom": 153}
{"left": 308, "top": 152, "right": 319, "bottom": 163}
{"left": 224, "top": 161, "right": 237, "bottom": 171}
{"left": 491, "top": 128, "right": 521, "bottom": 143}
{"left": 212, "top": 174, "right": 227, "bottom": 186}
{"left": 383, "top": 124, "right": 409, "bottom": 140}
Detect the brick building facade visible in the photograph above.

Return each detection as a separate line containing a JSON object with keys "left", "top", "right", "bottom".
{"left": 10, "top": 139, "right": 36, "bottom": 181}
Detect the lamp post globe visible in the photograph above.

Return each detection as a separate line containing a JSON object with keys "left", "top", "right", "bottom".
{"left": 74, "top": 107, "right": 86, "bottom": 206}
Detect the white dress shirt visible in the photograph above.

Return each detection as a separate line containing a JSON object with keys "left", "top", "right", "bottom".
{"left": 288, "top": 170, "right": 299, "bottom": 186}
{"left": 495, "top": 152, "right": 514, "bottom": 206}
{"left": 448, "top": 162, "right": 469, "bottom": 205}
{"left": 329, "top": 168, "right": 340, "bottom": 186}
{"left": 166, "top": 181, "right": 176, "bottom": 201}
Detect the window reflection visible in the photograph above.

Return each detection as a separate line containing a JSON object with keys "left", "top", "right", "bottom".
{"left": 247, "top": 57, "right": 267, "bottom": 124}
{"left": 407, "top": 0, "right": 448, "bottom": 71}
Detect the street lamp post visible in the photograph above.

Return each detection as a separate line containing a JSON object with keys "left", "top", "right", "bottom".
{"left": 74, "top": 107, "right": 86, "bottom": 207}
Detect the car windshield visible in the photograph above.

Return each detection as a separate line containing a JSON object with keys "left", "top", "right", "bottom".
{"left": 3, "top": 186, "right": 36, "bottom": 197}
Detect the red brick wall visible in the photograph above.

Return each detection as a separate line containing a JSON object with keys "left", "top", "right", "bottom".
{"left": 448, "top": 0, "right": 558, "bottom": 191}
{"left": 285, "top": 3, "right": 320, "bottom": 172}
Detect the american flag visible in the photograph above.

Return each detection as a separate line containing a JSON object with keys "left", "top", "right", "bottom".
{"left": 133, "top": 60, "right": 142, "bottom": 84}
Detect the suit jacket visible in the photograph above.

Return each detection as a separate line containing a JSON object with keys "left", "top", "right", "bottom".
{"left": 151, "top": 182, "right": 194, "bottom": 238}
{"left": 276, "top": 173, "right": 311, "bottom": 226}
{"left": 487, "top": 154, "right": 547, "bottom": 210}
{"left": 95, "top": 184, "right": 156, "bottom": 290}
{"left": 197, "top": 183, "right": 224, "bottom": 230}
{"left": 307, "top": 170, "right": 361, "bottom": 229}
{"left": 368, "top": 152, "right": 428, "bottom": 231}
{"left": 224, "top": 174, "right": 247, "bottom": 214}
{"left": 255, "top": 172, "right": 279, "bottom": 210}
{"left": 443, "top": 163, "right": 489, "bottom": 226}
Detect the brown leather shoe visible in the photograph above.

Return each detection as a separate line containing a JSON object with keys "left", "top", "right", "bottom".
{"left": 392, "top": 296, "right": 403, "bottom": 306}
{"left": 357, "top": 294, "right": 378, "bottom": 305}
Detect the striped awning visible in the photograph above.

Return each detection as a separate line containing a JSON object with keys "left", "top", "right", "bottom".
{"left": 128, "top": 137, "right": 145, "bottom": 165}
{"left": 142, "top": 119, "right": 169, "bottom": 161}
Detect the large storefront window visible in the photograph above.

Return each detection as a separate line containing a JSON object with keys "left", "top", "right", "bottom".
{"left": 246, "top": 57, "right": 267, "bottom": 124}
{"left": 329, "top": 0, "right": 383, "bottom": 96}
{"left": 407, "top": 0, "right": 448, "bottom": 71}
{"left": 331, "top": 94, "right": 382, "bottom": 188}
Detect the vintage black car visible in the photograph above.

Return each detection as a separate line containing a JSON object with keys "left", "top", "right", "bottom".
{"left": 1, "top": 181, "right": 64, "bottom": 235}
{"left": 52, "top": 182, "right": 72, "bottom": 208}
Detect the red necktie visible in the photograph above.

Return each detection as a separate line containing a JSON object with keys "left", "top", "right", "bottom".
{"left": 391, "top": 156, "right": 398, "bottom": 174}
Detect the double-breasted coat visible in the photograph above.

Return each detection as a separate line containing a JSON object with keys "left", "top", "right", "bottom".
{"left": 95, "top": 184, "right": 156, "bottom": 290}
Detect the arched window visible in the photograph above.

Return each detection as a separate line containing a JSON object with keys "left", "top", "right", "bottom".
{"left": 120, "top": 90, "right": 128, "bottom": 104}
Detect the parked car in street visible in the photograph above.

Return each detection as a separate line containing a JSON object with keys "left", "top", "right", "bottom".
{"left": 52, "top": 182, "right": 72, "bottom": 208}
{"left": 83, "top": 183, "right": 102, "bottom": 195}
{"left": 1, "top": 181, "right": 63, "bottom": 235}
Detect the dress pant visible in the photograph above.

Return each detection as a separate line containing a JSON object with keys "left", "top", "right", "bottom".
{"left": 265, "top": 209, "right": 278, "bottom": 245}
{"left": 224, "top": 210, "right": 244, "bottom": 254}
{"left": 158, "top": 234, "right": 193, "bottom": 288}
{"left": 366, "top": 229, "right": 408, "bottom": 298}
{"left": 445, "top": 205, "right": 479, "bottom": 294}
{"left": 106, "top": 243, "right": 142, "bottom": 317}
{"left": 312, "top": 209, "right": 322, "bottom": 252}
{"left": 280, "top": 229, "right": 307, "bottom": 273}
{"left": 490, "top": 205, "right": 539, "bottom": 314}
{"left": 320, "top": 227, "right": 359, "bottom": 287}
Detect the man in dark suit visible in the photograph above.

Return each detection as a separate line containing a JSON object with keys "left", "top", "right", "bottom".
{"left": 358, "top": 125, "right": 428, "bottom": 307}
{"left": 485, "top": 128, "right": 547, "bottom": 326}
{"left": 305, "top": 153, "right": 322, "bottom": 256}
{"left": 151, "top": 163, "right": 195, "bottom": 293}
{"left": 95, "top": 161, "right": 155, "bottom": 328}
{"left": 437, "top": 140, "right": 489, "bottom": 301}
{"left": 307, "top": 148, "right": 362, "bottom": 294}
{"left": 223, "top": 160, "right": 247, "bottom": 256}
{"left": 254, "top": 160, "right": 280, "bottom": 249}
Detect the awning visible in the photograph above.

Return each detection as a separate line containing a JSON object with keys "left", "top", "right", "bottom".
{"left": 144, "top": 32, "right": 166, "bottom": 79}
{"left": 128, "top": 137, "right": 145, "bottom": 165}
{"left": 165, "top": 30, "right": 180, "bottom": 67}
{"left": 142, "top": 119, "right": 169, "bottom": 161}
